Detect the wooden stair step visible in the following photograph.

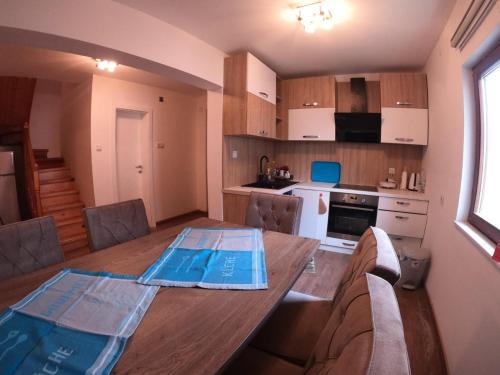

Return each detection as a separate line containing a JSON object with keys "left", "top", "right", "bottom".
{"left": 43, "top": 201, "right": 84, "bottom": 214}
{"left": 39, "top": 167, "right": 71, "bottom": 181}
{"left": 41, "top": 189, "right": 79, "bottom": 198}
{"left": 64, "top": 246, "right": 90, "bottom": 260}
{"left": 37, "top": 157, "right": 65, "bottom": 169}
{"left": 56, "top": 216, "right": 84, "bottom": 227}
{"left": 60, "top": 232, "right": 87, "bottom": 246}
{"left": 40, "top": 180, "right": 76, "bottom": 194}
{"left": 48, "top": 208, "right": 85, "bottom": 224}
{"left": 41, "top": 190, "right": 80, "bottom": 208}
{"left": 58, "top": 222, "right": 86, "bottom": 239}
{"left": 40, "top": 176, "right": 74, "bottom": 185}
{"left": 33, "top": 148, "right": 49, "bottom": 160}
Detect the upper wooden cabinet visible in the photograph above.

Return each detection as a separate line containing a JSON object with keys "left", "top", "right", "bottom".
{"left": 380, "top": 73, "right": 428, "bottom": 109}
{"left": 287, "top": 75, "right": 336, "bottom": 109}
{"left": 223, "top": 52, "right": 277, "bottom": 138}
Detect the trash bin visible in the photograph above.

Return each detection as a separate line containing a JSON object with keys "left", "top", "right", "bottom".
{"left": 398, "top": 247, "right": 431, "bottom": 290}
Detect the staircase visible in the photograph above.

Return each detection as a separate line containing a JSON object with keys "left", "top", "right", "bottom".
{"left": 35, "top": 149, "right": 90, "bottom": 260}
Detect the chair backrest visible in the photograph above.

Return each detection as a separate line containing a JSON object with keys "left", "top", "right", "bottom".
{"left": 305, "top": 273, "right": 411, "bottom": 375}
{"left": 83, "top": 199, "right": 150, "bottom": 251}
{"left": 0, "top": 216, "right": 63, "bottom": 281}
{"left": 245, "top": 192, "right": 303, "bottom": 235}
{"left": 331, "top": 226, "right": 400, "bottom": 308}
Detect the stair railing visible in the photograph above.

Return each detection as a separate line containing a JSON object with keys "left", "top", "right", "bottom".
{"left": 22, "top": 122, "right": 42, "bottom": 217}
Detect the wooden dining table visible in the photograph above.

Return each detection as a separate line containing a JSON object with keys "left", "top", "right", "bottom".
{"left": 0, "top": 217, "right": 320, "bottom": 375}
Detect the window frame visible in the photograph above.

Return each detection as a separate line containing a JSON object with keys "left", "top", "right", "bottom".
{"left": 469, "top": 43, "right": 500, "bottom": 243}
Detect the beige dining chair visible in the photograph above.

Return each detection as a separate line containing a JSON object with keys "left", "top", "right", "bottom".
{"left": 245, "top": 192, "right": 303, "bottom": 235}
{"left": 0, "top": 216, "right": 64, "bottom": 281}
{"left": 83, "top": 199, "right": 150, "bottom": 251}
{"left": 252, "top": 226, "right": 401, "bottom": 364}
{"left": 226, "top": 273, "right": 411, "bottom": 375}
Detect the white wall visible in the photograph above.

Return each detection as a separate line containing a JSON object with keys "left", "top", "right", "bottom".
{"left": 0, "top": 0, "right": 224, "bottom": 89}
{"left": 90, "top": 75, "right": 207, "bottom": 223}
{"left": 29, "top": 79, "right": 62, "bottom": 157}
{"left": 422, "top": 1, "right": 500, "bottom": 374}
{"left": 60, "top": 80, "right": 94, "bottom": 206}
{"left": 206, "top": 90, "right": 223, "bottom": 220}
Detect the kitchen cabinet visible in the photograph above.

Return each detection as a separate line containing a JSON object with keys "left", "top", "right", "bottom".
{"left": 287, "top": 75, "right": 336, "bottom": 109}
{"left": 223, "top": 193, "right": 249, "bottom": 225}
{"left": 292, "top": 189, "right": 329, "bottom": 241}
{"left": 376, "top": 197, "right": 428, "bottom": 239}
{"left": 380, "top": 73, "right": 428, "bottom": 109}
{"left": 288, "top": 107, "right": 336, "bottom": 141}
{"left": 223, "top": 52, "right": 277, "bottom": 138}
{"left": 381, "top": 107, "right": 428, "bottom": 145}
{"left": 380, "top": 73, "right": 428, "bottom": 145}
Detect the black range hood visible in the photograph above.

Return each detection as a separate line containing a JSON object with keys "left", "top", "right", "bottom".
{"left": 335, "top": 77, "right": 381, "bottom": 143}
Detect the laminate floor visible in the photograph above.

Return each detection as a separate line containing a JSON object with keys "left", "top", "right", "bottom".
{"left": 292, "top": 250, "right": 447, "bottom": 375}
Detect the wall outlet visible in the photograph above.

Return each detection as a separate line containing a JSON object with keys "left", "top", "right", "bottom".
{"left": 231, "top": 150, "right": 238, "bottom": 159}
{"left": 389, "top": 167, "right": 396, "bottom": 175}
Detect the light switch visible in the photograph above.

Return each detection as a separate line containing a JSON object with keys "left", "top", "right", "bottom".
{"left": 232, "top": 150, "right": 238, "bottom": 159}
{"left": 389, "top": 167, "right": 395, "bottom": 175}
{"left": 96, "top": 145, "right": 102, "bottom": 152}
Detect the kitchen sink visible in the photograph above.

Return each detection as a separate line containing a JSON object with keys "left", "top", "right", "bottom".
{"left": 242, "top": 180, "right": 299, "bottom": 190}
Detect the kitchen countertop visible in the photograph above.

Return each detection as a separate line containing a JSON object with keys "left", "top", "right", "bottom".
{"left": 223, "top": 181, "right": 430, "bottom": 201}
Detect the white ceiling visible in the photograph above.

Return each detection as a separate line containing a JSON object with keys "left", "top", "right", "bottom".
{"left": 0, "top": 45, "right": 204, "bottom": 95}
{"left": 116, "top": 0, "right": 456, "bottom": 77}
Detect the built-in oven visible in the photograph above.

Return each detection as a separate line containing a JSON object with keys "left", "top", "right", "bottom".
{"left": 327, "top": 191, "right": 379, "bottom": 242}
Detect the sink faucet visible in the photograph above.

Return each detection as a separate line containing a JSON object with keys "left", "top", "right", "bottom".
{"left": 259, "top": 155, "right": 269, "bottom": 174}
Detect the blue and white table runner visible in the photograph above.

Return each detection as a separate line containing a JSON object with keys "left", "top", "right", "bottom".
{"left": 0, "top": 269, "right": 159, "bottom": 375}
{"left": 138, "top": 227, "right": 268, "bottom": 290}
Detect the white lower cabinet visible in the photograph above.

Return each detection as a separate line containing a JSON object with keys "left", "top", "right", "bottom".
{"left": 388, "top": 235, "right": 422, "bottom": 256}
{"left": 376, "top": 210, "right": 427, "bottom": 238}
{"left": 292, "top": 189, "right": 329, "bottom": 241}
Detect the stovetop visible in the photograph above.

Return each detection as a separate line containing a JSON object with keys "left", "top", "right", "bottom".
{"left": 334, "top": 183, "right": 378, "bottom": 192}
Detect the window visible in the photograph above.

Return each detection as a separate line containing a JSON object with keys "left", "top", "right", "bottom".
{"left": 470, "top": 43, "right": 500, "bottom": 243}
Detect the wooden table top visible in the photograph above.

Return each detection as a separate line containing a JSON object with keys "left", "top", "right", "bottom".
{"left": 0, "top": 217, "right": 320, "bottom": 375}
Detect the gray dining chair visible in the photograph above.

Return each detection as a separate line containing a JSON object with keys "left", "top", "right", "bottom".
{"left": 245, "top": 192, "right": 303, "bottom": 235}
{"left": 83, "top": 199, "right": 150, "bottom": 251}
{"left": 0, "top": 216, "right": 64, "bottom": 281}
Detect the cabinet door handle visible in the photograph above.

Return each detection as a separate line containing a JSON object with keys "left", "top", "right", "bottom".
{"left": 258, "top": 91, "right": 269, "bottom": 98}
{"left": 303, "top": 135, "right": 319, "bottom": 139}
{"left": 396, "top": 101, "right": 412, "bottom": 106}
{"left": 342, "top": 242, "right": 356, "bottom": 247}
{"left": 395, "top": 215, "right": 409, "bottom": 220}
{"left": 303, "top": 102, "right": 319, "bottom": 107}
{"left": 395, "top": 137, "right": 414, "bottom": 142}
{"left": 396, "top": 201, "right": 410, "bottom": 206}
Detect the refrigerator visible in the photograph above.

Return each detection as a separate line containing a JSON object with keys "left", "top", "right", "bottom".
{"left": 0, "top": 151, "right": 21, "bottom": 225}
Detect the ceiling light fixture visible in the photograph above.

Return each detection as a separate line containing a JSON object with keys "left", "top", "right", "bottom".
{"left": 95, "top": 59, "right": 118, "bottom": 72}
{"left": 293, "top": 1, "right": 348, "bottom": 33}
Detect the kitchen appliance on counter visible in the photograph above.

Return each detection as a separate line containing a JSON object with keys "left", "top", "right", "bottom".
{"left": 242, "top": 180, "right": 299, "bottom": 190}
{"left": 0, "top": 151, "right": 21, "bottom": 225}
{"left": 326, "top": 190, "right": 379, "bottom": 247}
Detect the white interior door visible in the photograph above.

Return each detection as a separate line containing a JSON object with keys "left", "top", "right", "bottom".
{"left": 115, "top": 109, "right": 154, "bottom": 225}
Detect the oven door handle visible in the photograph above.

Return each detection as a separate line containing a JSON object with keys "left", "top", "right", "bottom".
{"left": 330, "top": 204, "right": 376, "bottom": 212}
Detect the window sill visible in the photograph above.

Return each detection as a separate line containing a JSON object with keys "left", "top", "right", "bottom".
{"left": 455, "top": 221, "right": 499, "bottom": 267}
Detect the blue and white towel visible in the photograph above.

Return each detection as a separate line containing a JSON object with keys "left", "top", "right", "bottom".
{"left": 0, "top": 269, "right": 159, "bottom": 375}
{"left": 137, "top": 227, "right": 268, "bottom": 290}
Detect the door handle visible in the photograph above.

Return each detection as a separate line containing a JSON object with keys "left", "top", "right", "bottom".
{"left": 135, "top": 165, "right": 143, "bottom": 169}
{"left": 342, "top": 242, "right": 356, "bottom": 247}
{"left": 396, "top": 101, "right": 412, "bottom": 106}
{"left": 258, "top": 91, "right": 269, "bottom": 98}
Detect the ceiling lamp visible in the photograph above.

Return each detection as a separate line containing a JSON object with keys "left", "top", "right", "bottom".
{"left": 294, "top": 1, "right": 341, "bottom": 33}
{"left": 95, "top": 59, "right": 118, "bottom": 72}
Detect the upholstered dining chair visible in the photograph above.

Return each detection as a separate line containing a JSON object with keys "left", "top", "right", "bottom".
{"left": 0, "top": 216, "right": 64, "bottom": 281}
{"left": 245, "top": 192, "right": 303, "bottom": 235}
{"left": 226, "top": 274, "right": 410, "bottom": 375}
{"left": 252, "top": 226, "right": 401, "bottom": 364}
{"left": 83, "top": 199, "right": 150, "bottom": 251}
